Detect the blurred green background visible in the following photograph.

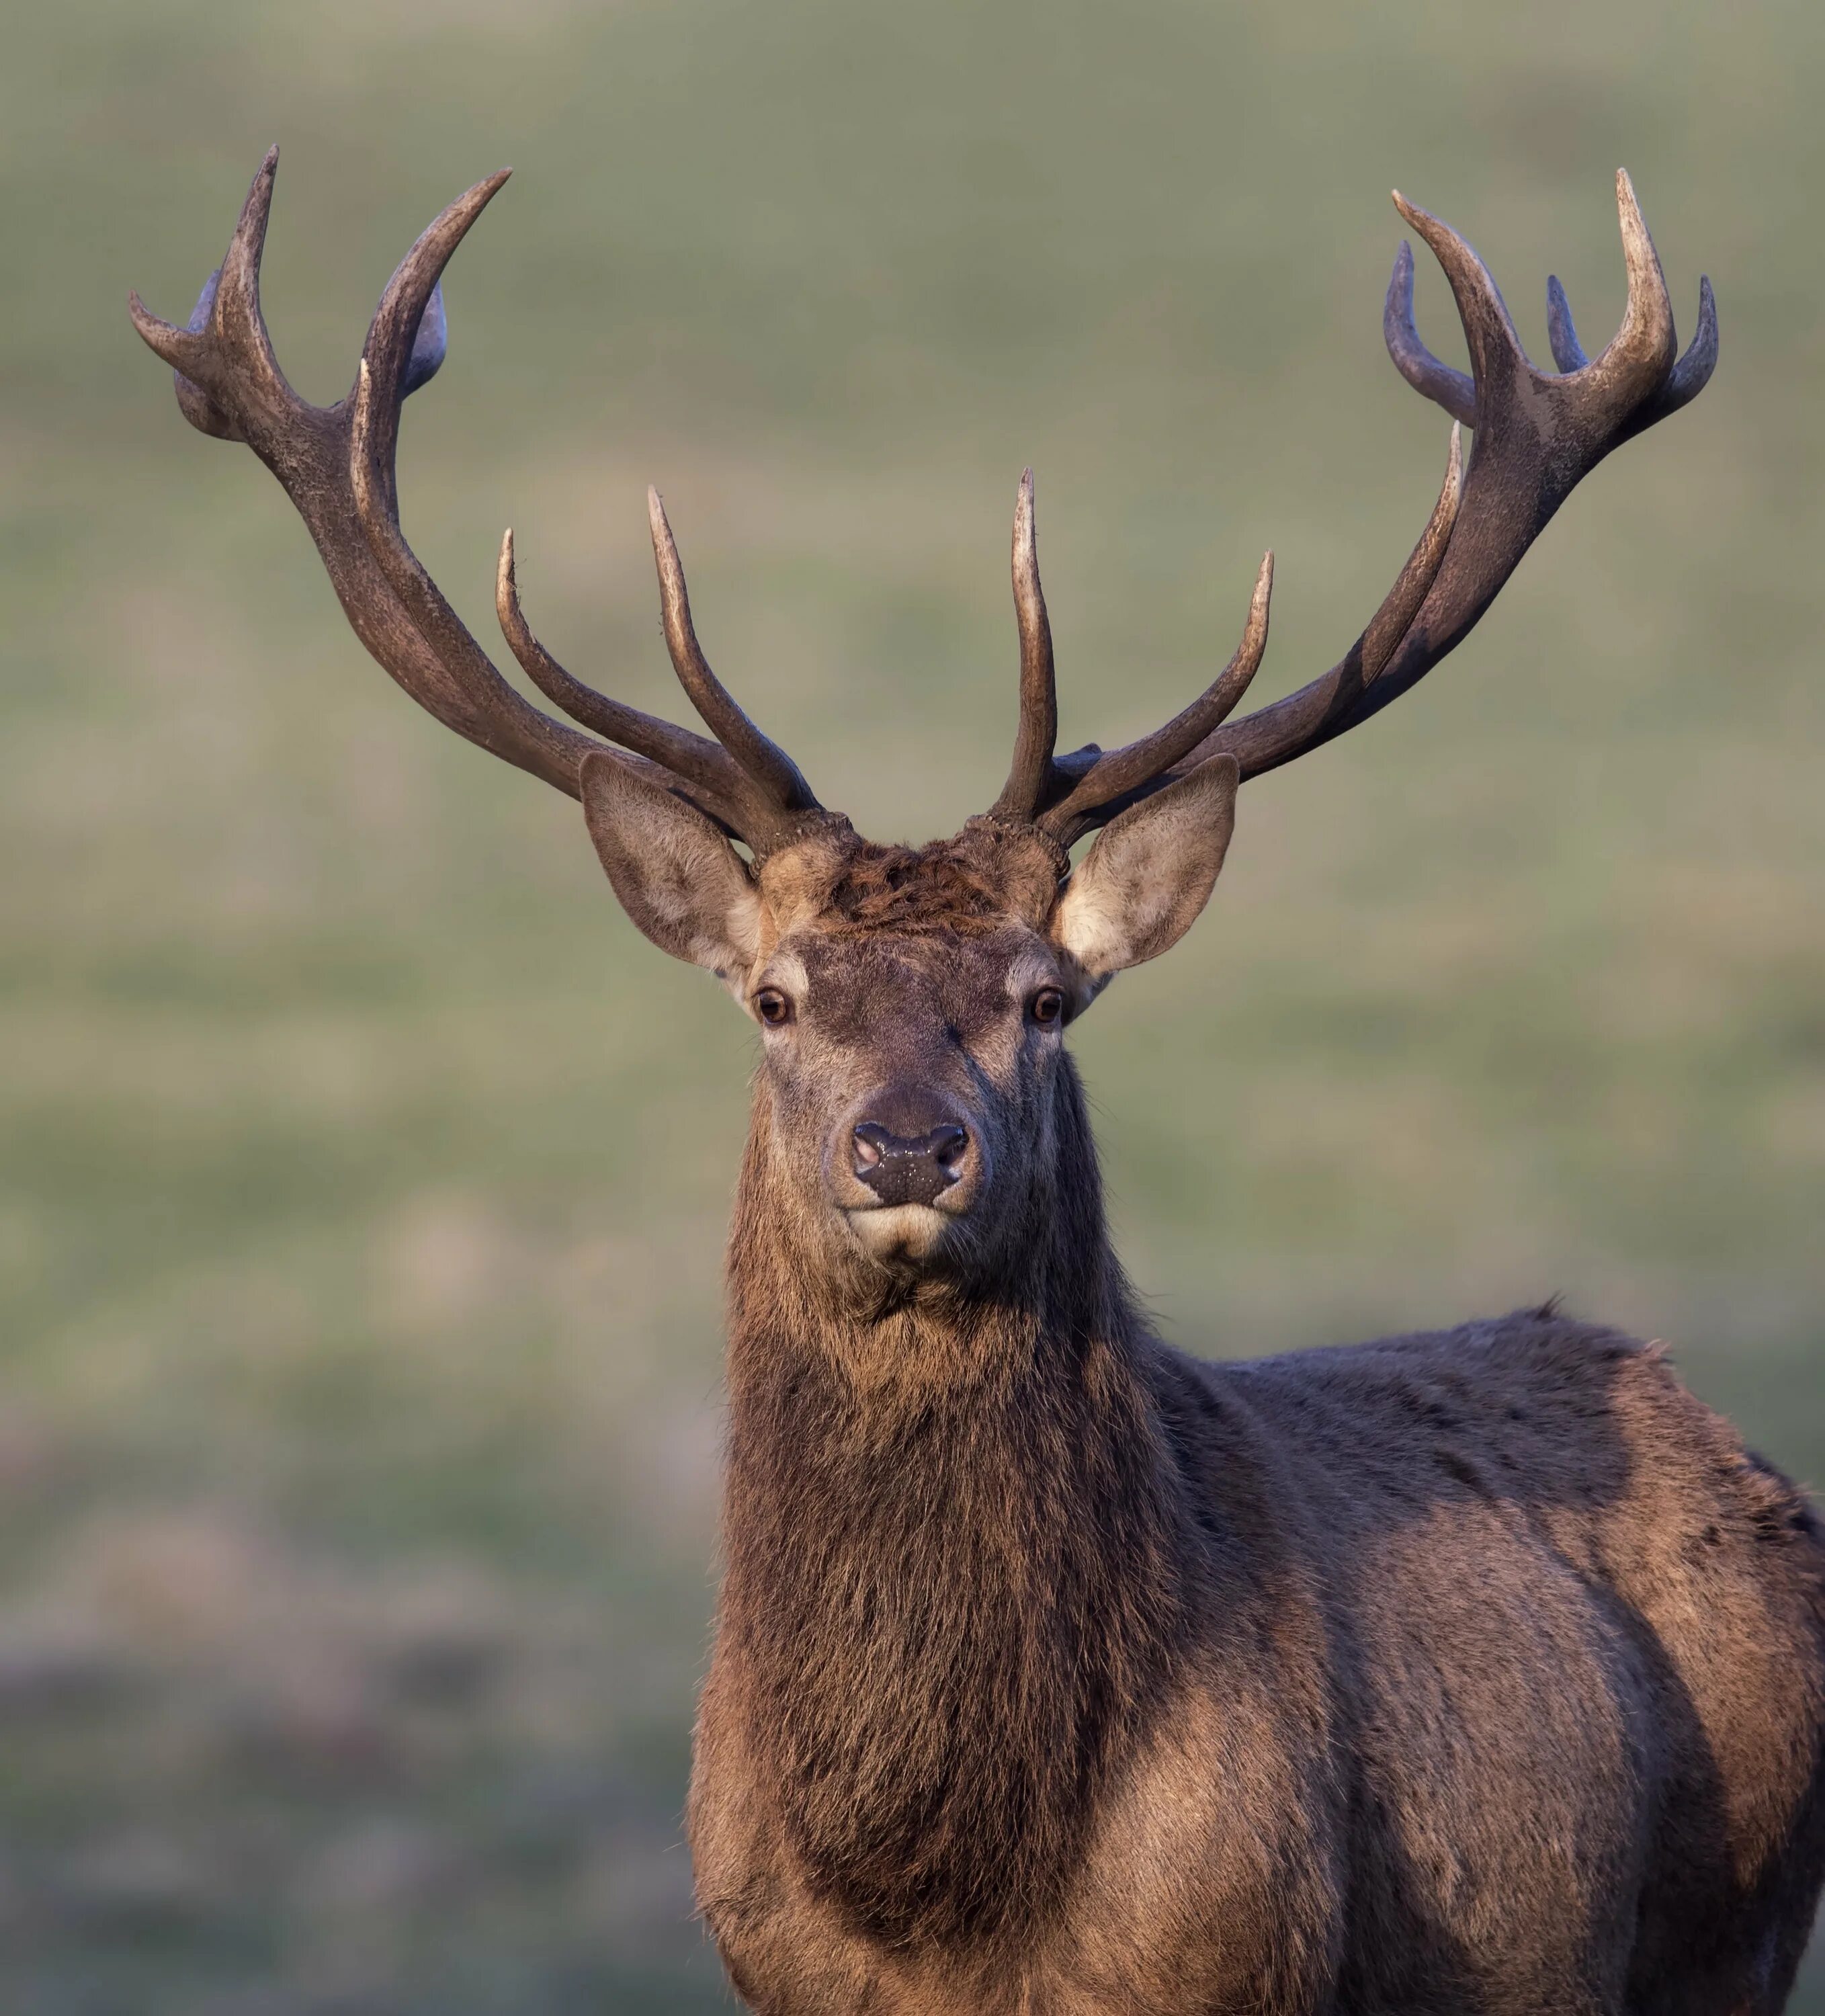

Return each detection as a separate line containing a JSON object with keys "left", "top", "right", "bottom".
{"left": 3, "top": 0, "right": 1822, "bottom": 2008}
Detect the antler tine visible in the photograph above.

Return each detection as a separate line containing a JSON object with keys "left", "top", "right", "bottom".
{"left": 174, "top": 272, "right": 246, "bottom": 439}
{"left": 1039, "top": 552, "right": 1274, "bottom": 846}
{"left": 129, "top": 144, "right": 290, "bottom": 444}
{"left": 1582, "top": 169, "right": 1677, "bottom": 405}
{"left": 351, "top": 170, "right": 509, "bottom": 525}
{"left": 646, "top": 489, "right": 822, "bottom": 827}
{"left": 1389, "top": 189, "right": 1532, "bottom": 406}
{"left": 495, "top": 528, "right": 769, "bottom": 834}
{"left": 1545, "top": 274, "right": 1588, "bottom": 372}
{"left": 1384, "top": 239, "right": 1476, "bottom": 429}
{"left": 212, "top": 145, "right": 285, "bottom": 398}
{"left": 990, "top": 469, "right": 1059, "bottom": 821}
{"left": 1652, "top": 274, "right": 1718, "bottom": 419}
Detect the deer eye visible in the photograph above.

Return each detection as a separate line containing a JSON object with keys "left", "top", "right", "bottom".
{"left": 754, "top": 989, "right": 794, "bottom": 1027}
{"left": 1029, "top": 986, "right": 1066, "bottom": 1028}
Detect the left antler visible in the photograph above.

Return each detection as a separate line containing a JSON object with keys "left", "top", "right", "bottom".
{"left": 992, "top": 173, "right": 1716, "bottom": 849}
{"left": 130, "top": 149, "right": 826, "bottom": 856}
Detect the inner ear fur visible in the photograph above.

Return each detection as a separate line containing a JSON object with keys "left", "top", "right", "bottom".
{"left": 580, "top": 751, "right": 762, "bottom": 990}
{"left": 1049, "top": 753, "right": 1240, "bottom": 988}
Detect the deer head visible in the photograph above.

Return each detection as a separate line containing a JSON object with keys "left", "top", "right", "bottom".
{"left": 131, "top": 156, "right": 1714, "bottom": 1292}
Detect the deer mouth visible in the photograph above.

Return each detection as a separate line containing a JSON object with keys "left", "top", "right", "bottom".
{"left": 841, "top": 1201, "right": 961, "bottom": 1265}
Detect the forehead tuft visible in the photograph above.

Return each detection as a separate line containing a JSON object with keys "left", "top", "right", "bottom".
{"left": 823, "top": 847, "right": 1005, "bottom": 936}
{"left": 819, "top": 821, "right": 1064, "bottom": 937}
{"left": 757, "top": 817, "right": 1064, "bottom": 941}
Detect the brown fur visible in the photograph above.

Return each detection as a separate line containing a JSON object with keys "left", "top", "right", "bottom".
{"left": 652, "top": 821, "right": 1825, "bottom": 2015}
{"left": 821, "top": 829, "right": 1042, "bottom": 933}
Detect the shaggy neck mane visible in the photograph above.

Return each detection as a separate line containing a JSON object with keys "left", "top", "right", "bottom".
{"left": 719, "top": 1057, "right": 1190, "bottom": 1952}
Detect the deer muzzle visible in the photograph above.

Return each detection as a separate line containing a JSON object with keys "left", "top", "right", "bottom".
{"left": 851, "top": 1121, "right": 972, "bottom": 1208}
{"left": 828, "top": 1086, "right": 986, "bottom": 1259}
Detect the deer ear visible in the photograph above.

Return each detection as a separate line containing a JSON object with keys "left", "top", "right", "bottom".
{"left": 580, "top": 752, "right": 762, "bottom": 990}
{"left": 1050, "top": 754, "right": 1239, "bottom": 989}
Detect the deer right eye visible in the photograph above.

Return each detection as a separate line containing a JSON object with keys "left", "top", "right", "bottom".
{"left": 755, "top": 989, "right": 794, "bottom": 1026}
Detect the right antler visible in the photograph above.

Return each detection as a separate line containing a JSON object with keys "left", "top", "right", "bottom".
{"left": 990, "top": 173, "right": 1716, "bottom": 849}
{"left": 130, "top": 149, "right": 824, "bottom": 855}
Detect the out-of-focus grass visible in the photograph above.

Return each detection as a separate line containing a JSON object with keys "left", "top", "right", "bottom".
{"left": 2, "top": 0, "right": 1822, "bottom": 2007}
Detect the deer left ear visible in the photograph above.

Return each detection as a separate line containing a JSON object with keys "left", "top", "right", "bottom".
{"left": 1049, "top": 754, "right": 1240, "bottom": 989}
{"left": 580, "top": 751, "right": 762, "bottom": 992}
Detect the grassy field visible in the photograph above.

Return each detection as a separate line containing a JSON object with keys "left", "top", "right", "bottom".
{"left": 3, "top": 0, "right": 1823, "bottom": 2007}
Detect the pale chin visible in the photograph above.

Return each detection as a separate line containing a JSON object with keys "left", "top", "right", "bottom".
{"left": 843, "top": 1204, "right": 955, "bottom": 1265}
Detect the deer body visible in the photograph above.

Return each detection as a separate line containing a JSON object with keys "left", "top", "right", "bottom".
{"left": 700, "top": 1306, "right": 1825, "bottom": 2015}
{"left": 135, "top": 158, "right": 1825, "bottom": 2009}
{"left": 686, "top": 839, "right": 1825, "bottom": 2016}
{"left": 701, "top": 1263, "right": 1825, "bottom": 2011}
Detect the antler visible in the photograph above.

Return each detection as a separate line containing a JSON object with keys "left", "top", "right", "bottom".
{"left": 996, "top": 172, "right": 1715, "bottom": 849}
{"left": 130, "top": 149, "right": 823, "bottom": 855}
{"left": 136, "top": 160, "right": 1714, "bottom": 867}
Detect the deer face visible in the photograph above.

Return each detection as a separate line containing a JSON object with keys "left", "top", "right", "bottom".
{"left": 744, "top": 911, "right": 1064, "bottom": 1275}
{"left": 581, "top": 757, "right": 1240, "bottom": 1280}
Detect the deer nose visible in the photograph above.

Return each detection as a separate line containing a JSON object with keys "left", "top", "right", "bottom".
{"left": 851, "top": 1121, "right": 972, "bottom": 1208}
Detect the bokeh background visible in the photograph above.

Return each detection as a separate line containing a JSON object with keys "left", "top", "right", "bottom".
{"left": 4, "top": 0, "right": 1822, "bottom": 2009}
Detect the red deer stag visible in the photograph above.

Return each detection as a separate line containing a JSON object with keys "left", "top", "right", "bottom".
{"left": 134, "top": 156, "right": 1825, "bottom": 2013}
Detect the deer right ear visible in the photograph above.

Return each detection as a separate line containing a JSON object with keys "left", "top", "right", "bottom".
{"left": 580, "top": 752, "right": 763, "bottom": 992}
{"left": 1049, "top": 754, "right": 1239, "bottom": 995}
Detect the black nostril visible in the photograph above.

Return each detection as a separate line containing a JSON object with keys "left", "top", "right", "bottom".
{"left": 852, "top": 1121, "right": 972, "bottom": 1208}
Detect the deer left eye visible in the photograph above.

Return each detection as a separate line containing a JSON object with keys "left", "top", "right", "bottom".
{"left": 755, "top": 989, "right": 794, "bottom": 1026}
{"left": 1029, "top": 987, "right": 1065, "bottom": 1027}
